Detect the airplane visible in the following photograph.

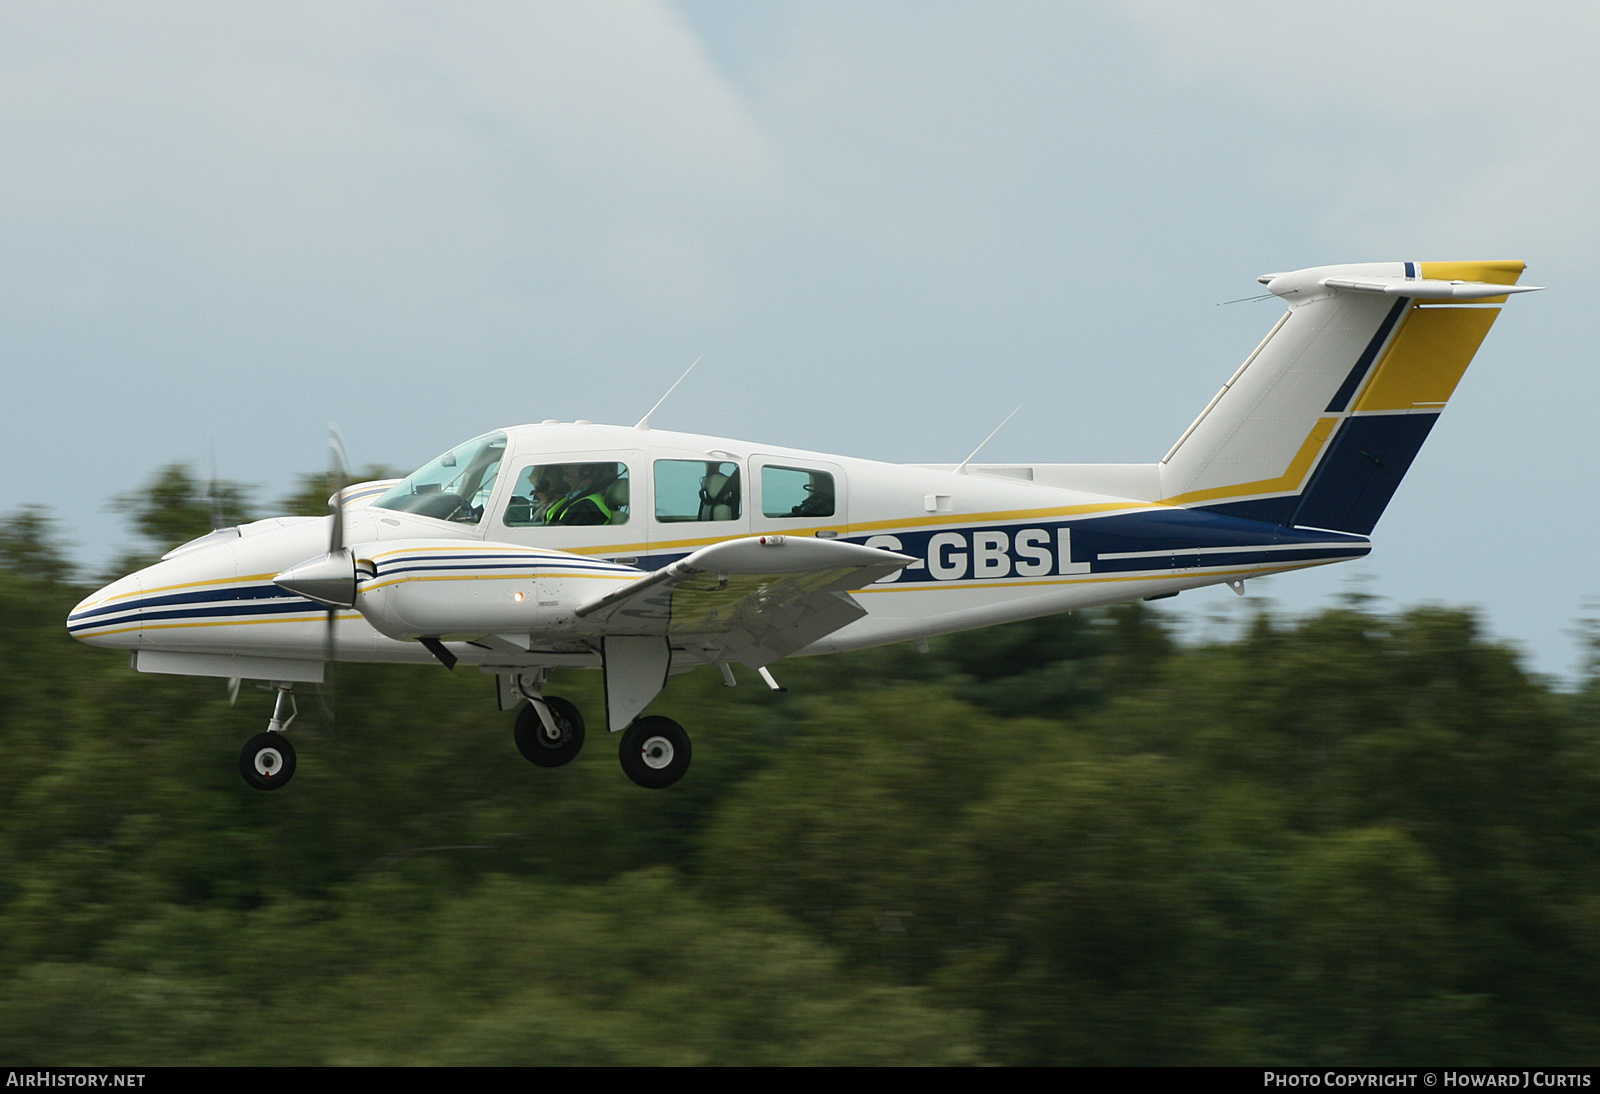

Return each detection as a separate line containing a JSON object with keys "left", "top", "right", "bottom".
{"left": 67, "top": 260, "right": 1540, "bottom": 791}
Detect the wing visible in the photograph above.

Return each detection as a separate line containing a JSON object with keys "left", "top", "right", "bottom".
{"left": 574, "top": 535, "right": 913, "bottom": 667}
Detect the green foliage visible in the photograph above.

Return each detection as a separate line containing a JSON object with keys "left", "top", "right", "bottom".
{"left": 6, "top": 469, "right": 1600, "bottom": 1064}
{"left": 110, "top": 464, "right": 256, "bottom": 565}
{"left": 280, "top": 465, "right": 402, "bottom": 518}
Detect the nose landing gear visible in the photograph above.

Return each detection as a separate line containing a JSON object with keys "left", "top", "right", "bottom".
{"left": 239, "top": 684, "right": 297, "bottom": 790}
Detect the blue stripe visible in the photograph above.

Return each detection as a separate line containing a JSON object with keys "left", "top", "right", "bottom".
{"left": 68, "top": 583, "right": 293, "bottom": 624}
{"left": 69, "top": 598, "right": 319, "bottom": 633}
{"left": 1325, "top": 296, "right": 1410, "bottom": 413}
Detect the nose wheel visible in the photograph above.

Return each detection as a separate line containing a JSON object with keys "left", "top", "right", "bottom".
{"left": 239, "top": 683, "right": 298, "bottom": 790}
{"left": 240, "top": 732, "right": 296, "bottom": 790}
{"left": 618, "top": 716, "right": 692, "bottom": 789}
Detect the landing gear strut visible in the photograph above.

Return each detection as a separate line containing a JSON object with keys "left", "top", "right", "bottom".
{"left": 240, "top": 685, "right": 297, "bottom": 790}
{"left": 618, "top": 716, "right": 692, "bottom": 789}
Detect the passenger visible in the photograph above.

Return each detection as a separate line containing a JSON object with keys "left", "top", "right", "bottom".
{"left": 791, "top": 474, "right": 835, "bottom": 517}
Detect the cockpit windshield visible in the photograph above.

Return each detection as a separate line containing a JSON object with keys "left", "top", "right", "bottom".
{"left": 371, "top": 431, "right": 506, "bottom": 525}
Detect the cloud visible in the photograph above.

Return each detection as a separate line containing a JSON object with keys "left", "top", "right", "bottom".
{"left": 1119, "top": 2, "right": 1600, "bottom": 265}
{"left": 0, "top": 1, "right": 781, "bottom": 322}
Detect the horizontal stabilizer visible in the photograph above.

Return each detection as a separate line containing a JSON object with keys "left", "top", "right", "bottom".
{"left": 1318, "top": 276, "right": 1542, "bottom": 300}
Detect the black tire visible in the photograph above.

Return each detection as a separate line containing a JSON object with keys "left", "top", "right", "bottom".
{"left": 618, "top": 716, "right": 691, "bottom": 789}
{"left": 239, "top": 732, "right": 296, "bottom": 791}
{"left": 514, "top": 696, "right": 585, "bottom": 768}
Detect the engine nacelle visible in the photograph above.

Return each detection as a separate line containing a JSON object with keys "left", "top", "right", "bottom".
{"left": 350, "top": 539, "right": 638, "bottom": 641}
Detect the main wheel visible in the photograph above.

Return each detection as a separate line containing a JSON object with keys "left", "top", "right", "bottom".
{"left": 514, "top": 696, "right": 585, "bottom": 768}
{"left": 618, "top": 716, "right": 691, "bottom": 789}
{"left": 239, "top": 732, "right": 296, "bottom": 791}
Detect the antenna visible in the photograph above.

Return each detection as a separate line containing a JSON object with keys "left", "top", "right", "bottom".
{"left": 955, "top": 404, "right": 1022, "bottom": 475}
{"left": 634, "top": 356, "right": 702, "bottom": 430}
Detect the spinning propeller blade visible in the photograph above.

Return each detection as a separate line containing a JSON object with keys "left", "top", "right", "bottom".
{"left": 321, "top": 425, "right": 350, "bottom": 730}
{"left": 205, "top": 431, "right": 227, "bottom": 531}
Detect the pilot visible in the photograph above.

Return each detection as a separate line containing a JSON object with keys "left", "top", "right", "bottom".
{"left": 529, "top": 469, "right": 567, "bottom": 524}
{"left": 546, "top": 465, "right": 617, "bottom": 526}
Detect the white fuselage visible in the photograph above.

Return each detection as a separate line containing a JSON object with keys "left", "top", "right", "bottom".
{"left": 69, "top": 422, "right": 1369, "bottom": 681}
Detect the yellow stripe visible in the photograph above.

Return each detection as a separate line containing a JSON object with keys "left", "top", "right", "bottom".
{"left": 76, "top": 613, "right": 362, "bottom": 638}
{"left": 1162, "top": 416, "right": 1338, "bottom": 506}
{"left": 81, "top": 572, "right": 282, "bottom": 610}
{"left": 1417, "top": 260, "right": 1525, "bottom": 305}
{"left": 1353, "top": 306, "right": 1498, "bottom": 412}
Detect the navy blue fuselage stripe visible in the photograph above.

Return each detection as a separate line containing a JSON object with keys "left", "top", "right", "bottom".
{"left": 69, "top": 599, "right": 323, "bottom": 632}
{"left": 1192, "top": 496, "right": 1300, "bottom": 527}
{"left": 1325, "top": 296, "right": 1410, "bottom": 413}
{"left": 68, "top": 584, "right": 295, "bottom": 622}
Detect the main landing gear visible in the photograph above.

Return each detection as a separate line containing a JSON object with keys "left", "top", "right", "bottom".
{"left": 508, "top": 695, "right": 693, "bottom": 790}
{"left": 618, "top": 716, "right": 692, "bottom": 790}
{"left": 239, "top": 685, "right": 297, "bottom": 791}
{"left": 513, "top": 695, "right": 586, "bottom": 768}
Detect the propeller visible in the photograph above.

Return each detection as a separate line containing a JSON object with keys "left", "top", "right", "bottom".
{"left": 323, "top": 424, "right": 350, "bottom": 663}
{"left": 271, "top": 425, "right": 356, "bottom": 733}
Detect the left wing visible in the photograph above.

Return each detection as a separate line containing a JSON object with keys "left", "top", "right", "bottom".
{"left": 575, "top": 535, "right": 913, "bottom": 668}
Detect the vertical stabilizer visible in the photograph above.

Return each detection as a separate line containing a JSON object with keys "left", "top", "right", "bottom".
{"left": 1158, "top": 261, "right": 1535, "bottom": 534}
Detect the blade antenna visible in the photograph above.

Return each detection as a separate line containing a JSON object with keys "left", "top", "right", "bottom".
{"left": 634, "top": 356, "right": 702, "bottom": 431}
{"left": 955, "top": 405, "right": 1023, "bottom": 475}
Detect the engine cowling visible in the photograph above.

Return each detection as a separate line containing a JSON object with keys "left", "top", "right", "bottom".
{"left": 345, "top": 539, "right": 639, "bottom": 641}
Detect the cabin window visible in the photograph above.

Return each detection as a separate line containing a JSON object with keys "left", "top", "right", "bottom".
{"left": 655, "top": 460, "right": 741, "bottom": 522}
{"left": 504, "top": 462, "right": 630, "bottom": 527}
{"left": 372, "top": 432, "right": 506, "bottom": 525}
{"left": 761, "top": 466, "right": 835, "bottom": 518}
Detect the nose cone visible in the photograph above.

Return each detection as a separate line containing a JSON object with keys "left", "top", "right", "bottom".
{"left": 67, "top": 571, "right": 146, "bottom": 649}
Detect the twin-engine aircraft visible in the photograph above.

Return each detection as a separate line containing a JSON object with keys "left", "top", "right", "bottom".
{"left": 69, "top": 260, "right": 1539, "bottom": 791}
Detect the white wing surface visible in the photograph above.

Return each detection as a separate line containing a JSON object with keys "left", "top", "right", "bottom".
{"left": 575, "top": 536, "right": 914, "bottom": 668}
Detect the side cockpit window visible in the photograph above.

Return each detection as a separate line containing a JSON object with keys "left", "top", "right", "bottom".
{"left": 761, "top": 466, "right": 835, "bottom": 518}
{"left": 655, "top": 460, "right": 741, "bottom": 522}
{"left": 505, "top": 462, "right": 630, "bottom": 527}
{"left": 372, "top": 432, "right": 506, "bottom": 525}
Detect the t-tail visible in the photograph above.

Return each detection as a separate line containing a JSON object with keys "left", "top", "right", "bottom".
{"left": 1158, "top": 261, "right": 1540, "bottom": 534}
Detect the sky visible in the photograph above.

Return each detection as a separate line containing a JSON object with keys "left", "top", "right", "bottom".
{"left": 3, "top": 1, "right": 1596, "bottom": 679}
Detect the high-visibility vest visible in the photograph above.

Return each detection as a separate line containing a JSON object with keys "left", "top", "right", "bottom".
{"left": 546, "top": 490, "right": 614, "bottom": 525}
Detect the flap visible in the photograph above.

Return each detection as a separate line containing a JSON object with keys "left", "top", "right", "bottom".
{"left": 574, "top": 535, "right": 914, "bottom": 667}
